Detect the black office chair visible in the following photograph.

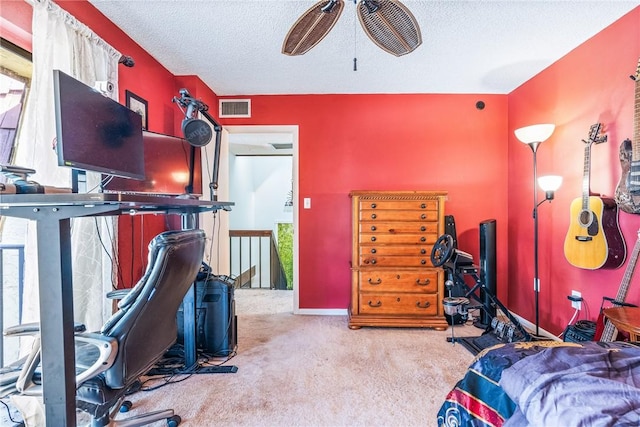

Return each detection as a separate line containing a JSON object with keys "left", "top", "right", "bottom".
{"left": 4, "top": 229, "right": 206, "bottom": 426}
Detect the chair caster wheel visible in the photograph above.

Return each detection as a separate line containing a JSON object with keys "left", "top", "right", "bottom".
{"left": 119, "top": 400, "right": 133, "bottom": 413}
{"left": 167, "top": 415, "right": 181, "bottom": 426}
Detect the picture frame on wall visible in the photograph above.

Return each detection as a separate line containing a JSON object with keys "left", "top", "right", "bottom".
{"left": 125, "top": 90, "right": 148, "bottom": 130}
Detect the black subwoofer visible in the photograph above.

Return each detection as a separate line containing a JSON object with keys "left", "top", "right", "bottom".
{"left": 479, "top": 219, "right": 497, "bottom": 326}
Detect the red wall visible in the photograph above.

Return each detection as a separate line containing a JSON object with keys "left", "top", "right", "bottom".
{"left": 508, "top": 7, "right": 640, "bottom": 335}
{"left": 223, "top": 94, "right": 509, "bottom": 309}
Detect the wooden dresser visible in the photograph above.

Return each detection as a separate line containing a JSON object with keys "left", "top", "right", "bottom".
{"left": 349, "top": 191, "right": 448, "bottom": 330}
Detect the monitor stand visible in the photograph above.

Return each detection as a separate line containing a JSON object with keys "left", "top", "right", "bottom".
{"left": 72, "top": 169, "right": 86, "bottom": 193}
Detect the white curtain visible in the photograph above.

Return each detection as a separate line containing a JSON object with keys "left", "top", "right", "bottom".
{"left": 8, "top": 0, "right": 122, "bottom": 332}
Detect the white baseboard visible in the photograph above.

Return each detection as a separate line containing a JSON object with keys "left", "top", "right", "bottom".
{"left": 294, "top": 308, "right": 348, "bottom": 316}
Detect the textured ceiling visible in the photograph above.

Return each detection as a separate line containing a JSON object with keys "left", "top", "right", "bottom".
{"left": 88, "top": 0, "right": 639, "bottom": 96}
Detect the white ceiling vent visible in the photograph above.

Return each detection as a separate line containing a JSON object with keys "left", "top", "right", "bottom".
{"left": 219, "top": 99, "right": 251, "bottom": 118}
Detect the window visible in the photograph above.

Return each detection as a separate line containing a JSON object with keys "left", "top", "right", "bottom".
{"left": 0, "top": 38, "right": 32, "bottom": 167}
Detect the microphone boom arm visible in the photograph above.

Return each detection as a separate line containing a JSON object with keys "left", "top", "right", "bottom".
{"left": 173, "top": 88, "right": 223, "bottom": 201}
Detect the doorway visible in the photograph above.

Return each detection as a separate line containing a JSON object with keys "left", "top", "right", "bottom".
{"left": 224, "top": 125, "right": 299, "bottom": 312}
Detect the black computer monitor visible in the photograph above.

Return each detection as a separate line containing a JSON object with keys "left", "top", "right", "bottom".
{"left": 103, "top": 130, "right": 202, "bottom": 197}
{"left": 53, "top": 69, "right": 145, "bottom": 180}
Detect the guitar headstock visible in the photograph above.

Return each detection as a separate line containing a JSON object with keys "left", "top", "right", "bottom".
{"left": 584, "top": 122, "right": 607, "bottom": 145}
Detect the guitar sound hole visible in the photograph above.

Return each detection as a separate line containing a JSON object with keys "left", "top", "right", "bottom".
{"left": 578, "top": 210, "right": 593, "bottom": 228}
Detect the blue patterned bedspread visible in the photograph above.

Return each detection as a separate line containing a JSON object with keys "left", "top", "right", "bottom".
{"left": 437, "top": 340, "right": 640, "bottom": 427}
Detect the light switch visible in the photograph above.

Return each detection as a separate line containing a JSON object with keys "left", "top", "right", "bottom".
{"left": 304, "top": 198, "right": 311, "bottom": 209}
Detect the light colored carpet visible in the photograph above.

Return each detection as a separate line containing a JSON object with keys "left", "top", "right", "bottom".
{"left": 115, "top": 289, "right": 478, "bottom": 427}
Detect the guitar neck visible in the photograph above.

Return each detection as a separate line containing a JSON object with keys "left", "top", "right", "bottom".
{"left": 581, "top": 144, "right": 592, "bottom": 206}
{"left": 631, "top": 62, "right": 640, "bottom": 162}
{"left": 601, "top": 319, "right": 618, "bottom": 342}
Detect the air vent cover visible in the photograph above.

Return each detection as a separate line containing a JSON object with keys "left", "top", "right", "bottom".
{"left": 219, "top": 99, "right": 251, "bottom": 118}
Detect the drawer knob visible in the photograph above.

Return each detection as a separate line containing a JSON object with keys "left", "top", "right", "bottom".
{"left": 370, "top": 259, "right": 377, "bottom": 265}
{"left": 416, "top": 301, "right": 431, "bottom": 309}
{"left": 371, "top": 203, "right": 377, "bottom": 209}
{"left": 368, "top": 278, "right": 382, "bottom": 285}
{"left": 421, "top": 214, "right": 427, "bottom": 219}
{"left": 420, "top": 237, "right": 426, "bottom": 242}
{"left": 371, "top": 214, "right": 377, "bottom": 219}
{"left": 420, "top": 226, "right": 426, "bottom": 231}
{"left": 420, "top": 259, "right": 426, "bottom": 265}
{"left": 371, "top": 236, "right": 377, "bottom": 242}
{"left": 420, "top": 249, "right": 426, "bottom": 254}
{"left": 371, "top": 248, "right": 377, "bottom": 254}
{"left": 416, "top": 278, "right": 431, "bottom": 286}
{"left": 371, "top": 225, "right": 377, "bottom": 231}
{"left": 420, "top": 203, "right": 426, "bottom": 209}
{"left": 368, "top": 300, "right": 382, "bottom": 308}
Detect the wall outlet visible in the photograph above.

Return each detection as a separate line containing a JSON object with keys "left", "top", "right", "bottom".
{"left": 571, "top": 290, "right": 582, "bottom": 310}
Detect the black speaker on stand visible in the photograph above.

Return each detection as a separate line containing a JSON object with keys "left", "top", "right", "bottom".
{"left": 478, "top": 219, "right": 497, "bottom": 327}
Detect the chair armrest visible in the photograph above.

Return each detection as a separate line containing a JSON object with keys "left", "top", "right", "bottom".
{"left": 4, "top": 322, "right": 86, "bottom": 337}
{"left": 106, "top": 289, "right": 131, "bottom": 300}
{"left": 74, "top": 333, "right": 118, "bottom": 387}
{"left": 4, "top": 322, "right": 41, "bottom": 337}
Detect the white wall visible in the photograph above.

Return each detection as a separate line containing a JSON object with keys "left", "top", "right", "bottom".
{"left": 230, "top": 156, "right": 293, "bottom": 233}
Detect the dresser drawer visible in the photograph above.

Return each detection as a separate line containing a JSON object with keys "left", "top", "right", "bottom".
{"left": 359, "top": 200, "right": 439, "bottom": 211}
{"left": 360, "top": 245, "right": 432, "bottom": 257}
{"left": 360, "top": 255, "right": 434, "bottom": 267}
{"left": 359, "top": 221, "right": 439, "bottom": 234}
{"left": 358, "top": 293, "right": 439, "bottom": 316}
{"left": 359, "top": 233, "right": 438, "bottom": 245}
{"left": 358, "top": 270, "right": 439, "bottom": 293}
{"left": 360, "top": 210, "right": 439, "bottom": 222}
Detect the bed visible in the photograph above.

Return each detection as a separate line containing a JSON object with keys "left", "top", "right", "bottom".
{"left": 437, "top": 340, "right": 640, "bottom": 427}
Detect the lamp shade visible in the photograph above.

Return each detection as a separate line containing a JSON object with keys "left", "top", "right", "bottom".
{"left": 514, "top": 124, "right": 555, "bottom": 144}
{"left": 538, "top": 175, "right": 563, "bottom": 192}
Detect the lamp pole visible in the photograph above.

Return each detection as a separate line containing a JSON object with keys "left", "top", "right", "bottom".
{"left": 516, "top": 123, "right": 557, "bottom": 339}
{"left": 529, "top": 141, "right": 541, "bottom": 337}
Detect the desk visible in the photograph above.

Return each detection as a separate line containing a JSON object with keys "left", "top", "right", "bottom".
{"left": 602, "top": 306, "right": 640, "bottom": 341}
{"left": 0, "top": 193, "right": 233, "bottom": 426}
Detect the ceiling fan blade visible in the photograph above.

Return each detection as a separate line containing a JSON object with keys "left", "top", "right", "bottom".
{"left": 282, "top": 0, "right": 345, "bottom": 56}
{"left": 357, "top": 0, "right": 422, "bottom": 57}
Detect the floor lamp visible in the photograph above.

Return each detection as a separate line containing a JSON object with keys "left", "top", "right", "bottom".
{"left": 515, "top": 124, "right": 562, "bottom": 337}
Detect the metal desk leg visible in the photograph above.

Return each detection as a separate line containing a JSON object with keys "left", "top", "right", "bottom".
{"left": 37, "top": 218, "right": 77, "bottom": 426}
{"left": 183, "top": 283, "right": 197, "bottom": 369}
{"left": 182, "top": 212, "right": 198, "bottom": 369}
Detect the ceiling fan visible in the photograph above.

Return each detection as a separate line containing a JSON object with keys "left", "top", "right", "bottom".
{"left": 282, "top": 0, "right": 422, "bottom": 57}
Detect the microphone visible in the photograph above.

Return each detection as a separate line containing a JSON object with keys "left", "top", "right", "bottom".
{"left": 175, "top": 89, "right": 213, "bottom": 147}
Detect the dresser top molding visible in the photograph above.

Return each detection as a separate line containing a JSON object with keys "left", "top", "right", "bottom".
{"left": 349, "top": 190, "right": 448, "bottom": 201}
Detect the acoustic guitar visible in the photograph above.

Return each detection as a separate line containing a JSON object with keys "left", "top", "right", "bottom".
{"left": 597, "top": 229, "right": 640, "bottom": 342}
{"left": 563, "top": 123, "right": 626, "bottom": 269}
{"left": 614, "top": 58, "right": 640, "bottom": 213}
